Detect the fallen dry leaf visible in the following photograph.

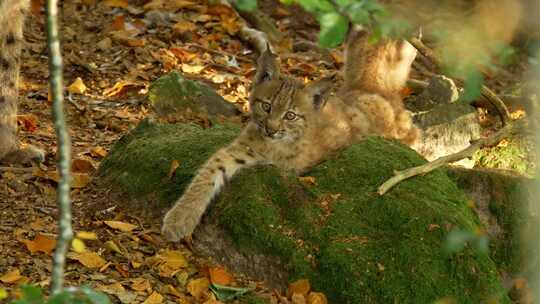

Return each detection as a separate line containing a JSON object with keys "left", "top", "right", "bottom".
{"left": 0, "top": 270, "right": 23, "bottom": 284}
{"left": 103, "top": 80, "right": 137, "bottom": 97}
{"left": 105, "top": 240, "right": 123, "bottom": 255}
{"left": 22, "top": 234, "right": 57, "bottom": 255}
{"left": 104, "top": 220, "right": 137, "bottom": 232}
{"left": 173, "top": 20, "right": 197, "bottom": 35}
{"left": 72, "top": 158, "right": 95, "bottom": 173}
{"left": 181, "top": 63, "right": 205, "bottom": 74}
{"left": 307, "top": 292, "right": 328, "bottom": 304}
{"left": 187, "top": 277, "right": 210, "bottom": 301}
{"left": 167, "top": 160, "right": 180, "bottom": 179}
{"left": 103, "top": 0, "right": 128, "bottom": 8}
{"left": 291, "top": 293, "right": 306, "bottom": 304}
{"left": 76, "top": 231, "right": 98, "bottom": 240}
{"left": 298, "top": 176, "right": 317, "bottom": 187}
{"left": 71, "top": 238, "right": 87, "bottom": 253}
{"left": 288, "top": 279, "right": 311, "bottom": 298}
{"left": 17, "top": 114, "right": 38, "bottom": 132}
{"left": 143, "top": 0, "right": 197, "bottom": 11}
{"left": 131, "top": 277, "right": 152, "bottom": 292}
{"left": 68, "top": 251, "right": 107, "bottom": 268}
{"left": 143, "top": 291, "right": 164, "bottom": 304}
{"left": 68, "top": 77, "right": 87, "bottom": 94}
{"left": 163, "top": 284, "right": 182, "bottom": 298}
{"left": 90, "top": 146, "right": 108, "bottom": 158}
{"left": 150, "top": 249, "right": 189, "bottom": 277}
{"left": 208, "top": 266, "right": 233, "bottom": 286}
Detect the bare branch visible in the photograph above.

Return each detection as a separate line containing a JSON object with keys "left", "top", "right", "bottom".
{"left": 378, "top": 119, "right": 527, "bottom": 195}
{"left": 47, "top": 0, "right": 73, "bottom": 295}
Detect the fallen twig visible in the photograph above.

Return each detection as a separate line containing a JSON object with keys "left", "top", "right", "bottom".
{"left": 408, "top": 37, "right": 511, "bottom": 126}
{"left": 0, "top": 166, "right": 34, "bottom": 173}
{"left": 378, "top": 119, "right": 527, "bottom": 195}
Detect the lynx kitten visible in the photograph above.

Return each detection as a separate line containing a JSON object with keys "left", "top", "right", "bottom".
{"left": 162, "top": 29, "right": 420, "bottom": 241}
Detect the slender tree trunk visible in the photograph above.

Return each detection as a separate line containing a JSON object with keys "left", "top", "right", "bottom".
{"left": 46, "top": 0, "right": 73, "bottom": 295}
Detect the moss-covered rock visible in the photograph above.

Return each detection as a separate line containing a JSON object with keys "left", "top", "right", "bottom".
{"left": 97, "top": 121, "right": 510, "bottom": 303}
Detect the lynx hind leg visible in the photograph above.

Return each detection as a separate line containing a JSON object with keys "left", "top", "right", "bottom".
{"left": 354, "top": 94, "right": 397, "bottom": 136}
{"left": 394, "top": 110, "right": 421, "bottom": 145}
{"left": 1, "top": 143, "right": 45, "bottom": 165}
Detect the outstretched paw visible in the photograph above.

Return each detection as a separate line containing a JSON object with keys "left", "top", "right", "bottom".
{"left": 161, "top": 205, "right": 201, "bottom": 242}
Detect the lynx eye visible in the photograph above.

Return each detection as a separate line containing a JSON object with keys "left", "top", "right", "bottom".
{"left": 260, "top": 101, "right": 272, "bottom": 113}
{"left": 284, "top": 111, "right": 297, "bottom": 120}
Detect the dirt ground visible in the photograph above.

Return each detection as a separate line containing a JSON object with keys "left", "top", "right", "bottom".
{"left": 0, "top": 0, "right": 531, "bottom": 303}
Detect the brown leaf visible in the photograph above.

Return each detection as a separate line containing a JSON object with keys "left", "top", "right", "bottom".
{"left": 288, "top": 279, "right": 310, "bottom": 298}
{"left": 187, "top": 277, "right": 210, "bottom": 301}
{"left": 103, "top": 0, "right": 128, "bottom": 8}
{"left": 22, "top": 234, "right": 56, "bottom": 255}
{"left": 307, "top": 292, "right": 328, "bottom": 304}
{"left": 111, "top": 15, "right": 126, "bottom": 31}
{"left": 17, "top": 114, "right": 39, "bottom": 132}
{"left": 143, "top": 291, "right": 163, "bottom": 304}
{"left": 291, "top": 293, "right": 306, "bottom": 304}
{"left": 151, "top": 250, "right": 188, "bottom": 277}
{"left": 0, "top": 270, "right": 24, "bottom": 284}
{"left": 104, "top": 220, "right": 137, "bottom": 232}
{"left": 143, "top": 0, "right": 197, "bottom": 11}
{"left": 72, "top": 158, "right": 95, "bottom": 173}
{"left": 68, "top": 251, "right": 107, "bottom": 268}
{"left": 206, "top": 4, "right": 234, "bottom": 16}
{"left": 103, "top": 80, "right": 137, "bottom": 97}
{"left": 169, "top": 47, "right": 197, "bottom": 63}
{"left": 208, "top": 266, "right": 233, "bottom": 286}
{"left": 90, "top": 146, "right": 108, "bottom": 158}
{"left": 173, "top": 20, "right": 197, "bottom": 35}
{"left": 163, "top": 284, "right": 182, "bottom": 298}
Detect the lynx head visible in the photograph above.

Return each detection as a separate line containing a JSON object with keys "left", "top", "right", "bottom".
{"left": 249, "top": 48, "right": 334, "bottom": 142}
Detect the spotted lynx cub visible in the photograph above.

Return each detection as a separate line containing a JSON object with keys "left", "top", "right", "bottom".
{"left": 0, "top": 0, "right": 44, "bottom": 165}
{"left": 162, "top": 28, "right": 420, "bottom": 242}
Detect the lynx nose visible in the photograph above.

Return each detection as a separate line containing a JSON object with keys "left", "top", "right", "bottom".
{"left": 265, "top": 125, "right": 277, "bottom": 137}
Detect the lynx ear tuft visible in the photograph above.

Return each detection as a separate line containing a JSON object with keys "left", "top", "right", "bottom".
{"left": 306, "top": 74, "right": 336, "bottom": 110}
{"left": 254, "top": 45, "right": 279, "bottom": 85}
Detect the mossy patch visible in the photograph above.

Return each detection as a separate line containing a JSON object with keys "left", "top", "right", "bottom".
{"left": 98, "top": 122, "right": 510, "bottom": 303}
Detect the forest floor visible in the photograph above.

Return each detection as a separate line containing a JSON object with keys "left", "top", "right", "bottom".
{"left": 0, "top": 0, "right": 533, "bottom": 303}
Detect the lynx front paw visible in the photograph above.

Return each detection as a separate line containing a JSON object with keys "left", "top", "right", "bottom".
{"left": 161, "top": 205, "right": 201, "bottom": 242}
{"left": 1, "top": 144, "right": 45, "bottom": 165}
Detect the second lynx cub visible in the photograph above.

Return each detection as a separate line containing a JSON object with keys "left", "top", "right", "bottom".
{"left": 162, "top": 29, "right": 420, "bottom": 242}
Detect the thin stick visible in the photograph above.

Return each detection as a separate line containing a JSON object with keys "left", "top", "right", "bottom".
{"left": 408, "top": 37, "right": 511, "bottom": 126}
{"left": 0, "top": 166, "right": 34, "bottom": 173}
{"left": 47, "top": 0, "right": 73, "bottom": 295}
{"left": 378, "top": 120, "right": 525, "bottom": 195}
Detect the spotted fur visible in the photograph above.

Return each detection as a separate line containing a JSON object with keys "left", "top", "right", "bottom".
{"left": 162, "top": 28, "right": 420, "bottom": 241}
{"left": 0, "top": 0, "right": 44, "bottom": 165}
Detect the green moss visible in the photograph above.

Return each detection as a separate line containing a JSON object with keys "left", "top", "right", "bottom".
{"left": 99, "top": 122, "right": 510, "bottom": 303}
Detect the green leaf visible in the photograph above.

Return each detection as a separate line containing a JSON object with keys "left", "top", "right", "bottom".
{"left": 318, "top": 12, "right": 348, "bottom": 48}
{"left": 0, "top": 288, "right": 8, "bottom": 301}
{"left": 444, "top": 229, "right": 474, "bottom": 254}
{"left": 10, "top": 285, "right": 44, "bottom": 304}
{"left": 234, "top": 0, "right": 257, "bottom": 12}
{"left": 79, "top": 287, "right": 110, "bottom": 304}
{"left": 47, "top": 291, "right": 74, "bottom": 304}
{"left": 462, "top": 70, "right": 483, "bottom": 102}
{"left": 210, "top": 284, "right": 250, "bottom": 301}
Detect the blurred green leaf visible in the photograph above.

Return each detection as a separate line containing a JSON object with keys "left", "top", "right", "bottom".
{"left": 79, "top": 287, "right": 110, "bottom": 304}
{"left": 210, "top": 284, "right": 250, "bottom": 301}
{"left": 318, "top": 12, "right": 349, "bottom": 48}
{"left": 462, "top": 70, "right": 483, "bottom": 102}
{"left": 234, "top": 0, "right": 257, "bottom": 11}
{"left": 11, "top": 285, "right": 44, "bottom": 304}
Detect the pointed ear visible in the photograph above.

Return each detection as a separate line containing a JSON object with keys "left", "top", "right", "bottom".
{"left": 305, "top": 74, "right": 336, "bottom": 110}
{"left": 254, "top": 45, "right": 279, "bottom": 85}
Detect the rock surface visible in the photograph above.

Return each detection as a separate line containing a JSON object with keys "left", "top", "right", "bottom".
{"left": 97, "top": 121, "right": 511, "bottom": 303}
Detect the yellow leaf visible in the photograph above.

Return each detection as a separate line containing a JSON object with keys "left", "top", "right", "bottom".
{"left": 0, "top": 269, "right": 23, "bottom": 284}
{"left": 143, "top": 0, "right": 197, "bottom": 11}
{"left": 22, "top": 234, "right": 57, "bottom": 255}
{"left": 67, "top": 77, "right": 87, "bottom": 94}
{"left": 105, "top": 240, "right": 124, "bottom": 255}
{"left": 307, "top": 292, "right": 328, "bottom": 304}
{"left": 181, "top": 63, "right": 205, "bottom": 74}
{"left": 72, "top": 173, "right": 91, "bottom": 188}
{"left": 68, "top": 251, "right": 107, "bottom": 268}
{"left": 288, "top": 279, "right": 311, "bottom": 298}
{"left": 143, "top": 291, "right": 163, "bottom": 304}
{"left": 209, "top": 266, "right": 233, "bottom": 286}
{"left": 104, "top": 220, "right": 137, "bottom": 232}
{"left": 103, "top": 80, "right": 136, "bottom": 97}
{"left": 298, "top": 176, "right": 317, "bottom": 187}
{"left": 173, "top": 20, "right": 197, "bottom": 34}
{"left": 103, "top": 0, "right": 128, "bottom": 8}
{"left": 291, "top": 293, "right": 306, "bottom": 304}
{"left": 187, "top": 277, "right": 210, "bottom": 301}
{"left": 168, "top": 160, "right": 180, "bottom": 179}
{"left": 0, "top": 288, "right": 7, "bottom": 300}
{"left": 131, "top": 277, "right": 152, "bottom": 292}
{"left": 71, "top": 238, "right": 86, "bottom": 253}
{"left": 76, "top": 231, "right": 98, "bottom": 240}
{"left": 163, "top": 284, "right": 182, "bottom": 298}
{"left": 153, "top": 250, "right": 188, "bottom": 277}
{"left": 131, "top": 260, "right": 143, "bottom": 269}
{"left": 90, "top": 146, "right": 108, "bottom": 158}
